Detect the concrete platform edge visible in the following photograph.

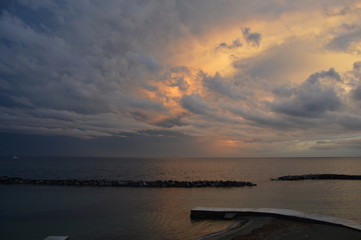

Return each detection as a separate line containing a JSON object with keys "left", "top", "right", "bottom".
{"left": 191, "top": 207, "right": 361, "bottom": 231}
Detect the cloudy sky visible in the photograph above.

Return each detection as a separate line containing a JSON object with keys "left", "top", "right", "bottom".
{"left": 1, "top": 0, "right": 361, "bottom": 157}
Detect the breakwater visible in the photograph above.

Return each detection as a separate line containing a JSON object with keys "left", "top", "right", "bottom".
{"left": 0, "top": 176, "right": 256, "bottom": 188}
{"left": 273, "top": 174, "right": 361, "bottom": 181}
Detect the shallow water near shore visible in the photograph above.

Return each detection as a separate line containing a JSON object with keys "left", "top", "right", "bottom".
{"left": 1, "top": 157, "right": 361, "bottom": 240}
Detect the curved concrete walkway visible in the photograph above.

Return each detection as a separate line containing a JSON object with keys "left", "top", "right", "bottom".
{"left": 191, "top": 207, "right": 361, "bottom": 231}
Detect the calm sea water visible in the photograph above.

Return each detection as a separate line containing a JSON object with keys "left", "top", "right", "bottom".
{"left": 1, "top": 157, "right": 361, "bottom": 240}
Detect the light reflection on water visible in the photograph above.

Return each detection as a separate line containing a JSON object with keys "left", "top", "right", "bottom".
{"left": 0, "top": 157, "right": 361, "bottom": 240}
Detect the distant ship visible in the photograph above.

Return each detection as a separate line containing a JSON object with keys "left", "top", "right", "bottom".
{"left": 11, "top": 156, "right": 20, "bottom": 159}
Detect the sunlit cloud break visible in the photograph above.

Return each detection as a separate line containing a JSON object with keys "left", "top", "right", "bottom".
{"left": 1, "top": 0, "right": 361, "bottom": 157}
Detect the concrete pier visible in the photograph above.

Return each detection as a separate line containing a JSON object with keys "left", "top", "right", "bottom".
{"left": 191, "top": 207, "right": 361, "bottom": 231}
{"left": 44, "top": 237, "right": 69, "bottom": 240}
{"left": 191, "top": 207, "right": 361, "bottom": 240}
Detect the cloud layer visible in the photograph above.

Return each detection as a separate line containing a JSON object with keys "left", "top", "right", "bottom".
{"left": 1, "top": 0, "right": 361, "bottom": 156}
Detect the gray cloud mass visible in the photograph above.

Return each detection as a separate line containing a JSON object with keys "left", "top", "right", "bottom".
{"left": 180, "top": 94, "right": 212, "bottom": 115}
{"left": 1, "top": 0, "right": 361, "bottom": 156}
{"left": 217, "top": 38, "right": 242, "bottom": 50}
{"left": 271, "top": 68, "right": 343, "bottom": 117}
{"left": 242, "top": 27, "right": 261, "bottom": 47}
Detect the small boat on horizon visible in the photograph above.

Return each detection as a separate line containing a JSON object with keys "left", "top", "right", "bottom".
{"left": 11, "top": 156, "right": 20, "bottom": 159}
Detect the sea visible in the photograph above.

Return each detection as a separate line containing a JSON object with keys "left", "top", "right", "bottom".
{"left": 0, "top": 156, "right": 361, "bottom": 240}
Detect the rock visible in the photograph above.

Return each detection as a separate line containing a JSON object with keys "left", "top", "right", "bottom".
{"left": 0, "top": 176, "right": 257, "bottom": 188}
{"left": 273, "top": 174, "right": 361, "bottom": 181}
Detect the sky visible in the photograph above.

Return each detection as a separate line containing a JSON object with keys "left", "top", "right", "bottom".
{"left": 1, "top": 0, "right": 361, "bottom": 157}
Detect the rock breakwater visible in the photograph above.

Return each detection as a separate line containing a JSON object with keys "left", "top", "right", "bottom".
{"left": 0, "top": 176, "right": 256, "bottom": 188}
{"left": 273, "top": 174, "right": 361, "bottom": 181}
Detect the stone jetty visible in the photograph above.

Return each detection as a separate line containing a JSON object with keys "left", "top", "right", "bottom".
{"left": 273, "top": 174, "right": 361, "bottom": 181}
{"left": 0, "top": 176, "right": 256, "bottom": 188}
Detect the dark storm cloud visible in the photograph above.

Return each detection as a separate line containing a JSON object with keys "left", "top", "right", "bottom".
{"left": 225, "top": 104, "right": 295, "bottom": 129}
{"left": 310, "top": 138, "right": 361, "bottom": 151}
{"left": 202, "top": 72, "right": 248, "bottom": 100}
{"left": 174, "top": 0, "right": 290, "bottom": 35}
{"left": 1, "top": 0, "right": 361, "bottom": 157}
{"left": 168, "top": 77, "right": 189, "bottom": 91}
{"left": 0, "top": 93, "right": 33, "bottom": 108}
{"left": 217, "top": 38, "right": 242, "bottom": 50}
{"left": 325, "top": 3, "right": 361, "bottom": 53}
{"left": 166, "top": 76, "right": 189, "bottom": 91}
{"left": 0, "top": 105, "right": 160, "bottom": 139}
{"left": 2, "top": 0, "right": 275, "bottom": 141}
{"left": 326, "top": 27, "right": 361, "bottom": 52}
{"left": 333, "top": 113, "right": 361, "bottom": 130}
{"left": 141, "top": 83, "right": 158, "bottom": 92}
{"left": 161, "top": 66, "right": 190, "bottom": 91}
{"left": 323, "top": 3, "right": 359, "bottom": 17}
{"left": 232, "top": 42, "right": 310, "bottom": 82}
{"left": 351, "top": 86, "right": 361, "bottom": 101}
{"left": 0, "top": 0, "right": 345, "bottom": 138}
{"left": 348, "top": 61, "right": 361, "bottom": 86}
{"left": 201, "top": 58, "right": 361, "bottom": 134}
{"left": 169, "top": 66, "right": 190, "bottom": 74}
{"left": 344, "top": 61, "right": 361, "bottom": 106}
{"left": 153, "top": 115, "right": 187, "bottom": 128}
{"left": 0, "top": 0, "right": 182, "bottom": 137}
{"left": 306, "top": 67, "right": 342, "bottom": 83}
{"left": 242, "top": 27, "right": 261, "bottom": 47}
{"left": 125, "top": 52, "right": 162, "bottom": 71}
{"left": 271, "top": 69, "right": 343, "bottom": 117}
{"left": 239, "top": 63, "right": 361, "bottom": 133}
{"left": 180, "top": 94, "right": 212, "bottom": 115}
{"left": 272, "top": 86, "right": 295, "bottom": 98}
{"left": 353, "top": 61, "right": 361, "bottom": 71}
